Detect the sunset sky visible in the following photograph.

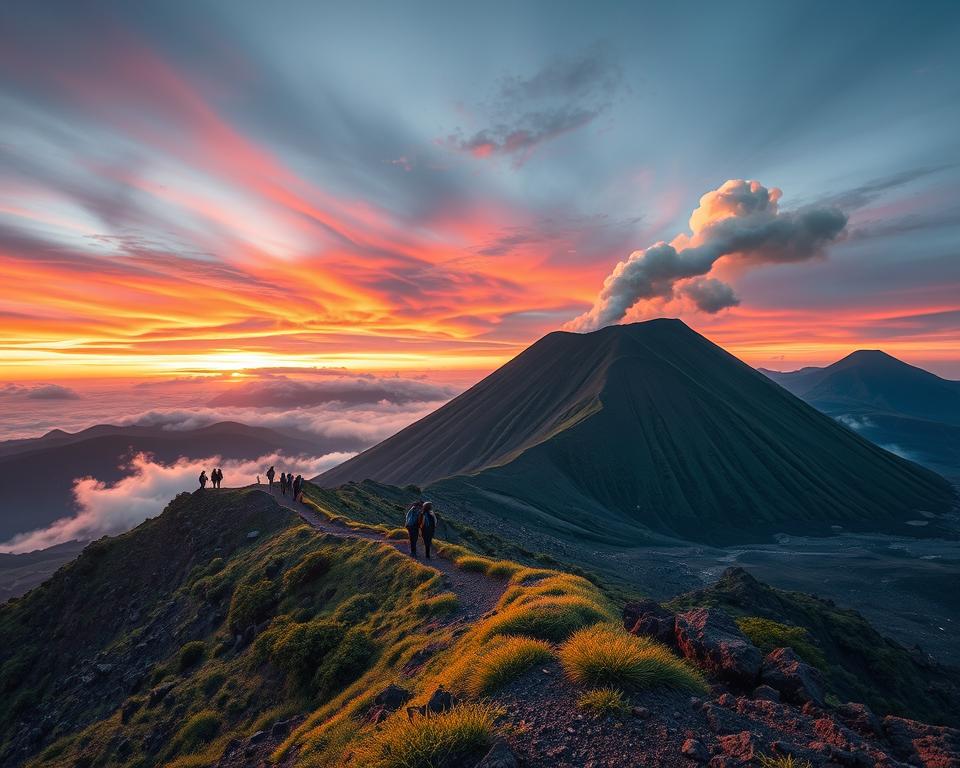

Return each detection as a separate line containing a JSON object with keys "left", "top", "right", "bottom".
{"left": 2, "top": 0, "right": 959, "bottom": 388}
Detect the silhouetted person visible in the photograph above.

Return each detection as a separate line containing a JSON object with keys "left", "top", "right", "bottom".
{"left": 256, "top": 475, "right": 261, "bottom": 485}
{"left": 280, "top": 472, "right": 288, "bottom": 496}
{"left": 198, "top": 470, "right": 208, "bottom": 490}
{"left": 404, "top": 500, "right": 424, "bottom": 557}
{"left": 420, "top": 501, "right": 436, "bottom": 560}
{"left": 293, "top": 474, "right": 303, "bottom": 501}
{"left": 266, "top": 465, "right": 275, "bottom": 489}
{"left": 213, "top": 468, "right": 223, "bottom": 489}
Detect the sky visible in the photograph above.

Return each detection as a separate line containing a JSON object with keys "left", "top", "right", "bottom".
{"left": 1, "top": 0, "right": 959, "bottom": 399}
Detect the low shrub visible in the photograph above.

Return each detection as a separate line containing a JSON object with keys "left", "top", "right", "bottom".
{"left": 758, "top": 755, "right": 813, "bottom": 768}
{"left": 178, "top": 641, "right": 206, "bottom": 671}
{"left": 577, "top": 687, "right": 630, "bottom": 717}
{"left": 736, "top": 617, "right": 827, "bottom": 669}
{"left": 334, "top": 592, "right": 379, "bottom": 624}
{"left": 313, "top": 627, "right": 377, "bottom": 698}
{"left": 283, "top": 552, "right": 331, "bottom": 592}
{"left": 415, "top": 592, "right": 459, "bottom": 617}
{"left": 352, "top": 703, "right": 496, "bottom": 768}
{"left": 176, "top": 710, "right": 221, "bottom": 750}
{"left": 480, "top": 595, "right": 609, "bottom": 642}
{"left": 456, "top": 556, "right": 493, "bottom": 573}
{"left": 560, "top": 623, "right": 706, "bottom": 693}
{"left": 485, "top": 561, "right": 521, "bottom": 579}
{"left": 466, "top": 637, "right": 553, "bottom": 697}
{"left": 228, "top": 579, "right": 276, "bottom": 632}
{"left": 271, "top": 620, "right": 345, "bottom": 685}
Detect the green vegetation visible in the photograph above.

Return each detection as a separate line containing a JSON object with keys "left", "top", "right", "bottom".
{"left": 177, "top": 641, "right": 207, "bottom": 671}
{"left": 352, "top": 703, "right": 497, "bottom": 768}
{"left": 560, "top": 623, "right": 706, "bottom": 693}
{"left": 465, "top": 637, "right": 553, "bottom": 697}
{"left": 758, "top": 755, "right": 813, "bottom": 768}
{"left": 736, "top": 616, "right": 827, "bottom": 669}
{"left": 283, "top": 551, "right": 331, "bottom": 592}
{"left": 577, "top": 687, "right": 630, "bottom": 717}
{"left": 176, "top": 710, "right": 220, "bottom": 750}
{"left": 228, "top": 579, "right": 276, "bottom": 632}
{"left": 415, "top": 591, "right": 459, "bottom": 617}
{"left": 480, "top": 593, "right": 610, "bottom": 643}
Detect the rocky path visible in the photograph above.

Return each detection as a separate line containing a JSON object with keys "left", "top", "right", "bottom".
{"left": 261, "top": 485, "right": 507, "bottom": 621}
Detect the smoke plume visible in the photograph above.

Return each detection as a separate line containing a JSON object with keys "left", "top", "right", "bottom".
{"left": 566, "top": 180, "right": 847, "bottom": 331}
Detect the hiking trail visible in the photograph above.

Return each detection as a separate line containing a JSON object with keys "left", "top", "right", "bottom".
{"left": 261, "top": 485, "right": 507, "bottom": 620}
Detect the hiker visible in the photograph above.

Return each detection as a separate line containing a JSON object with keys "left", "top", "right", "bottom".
{"left": 280, "top": 472, "right": 288, "bottom": 496}
{"left": 213, "top": 468, "right": 222, "bottom": 489}
{"left": 404, "top": 500, "right": 424, "bottom": 557}
{"left": 256, "top": 475, "right": 261, "bottom": 486}
{"left": 266, "top": 465, "right": 276, "bottom": 489}
{"left": 198, "top": 470, "right": 208, "bottom": 490}
{"left": 293, "top": 474, "right": 303, "bottom": 501}
{"left": 420, "top": 501, "right": 436, "bottom": 560}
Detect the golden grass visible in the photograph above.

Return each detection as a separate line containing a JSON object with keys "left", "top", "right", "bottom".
{"left": 415, "top": 591, "right": 460, "bottom": 617}
{"left": 351, "top": 703, "right": 496, "bottom": 768}
{"left": 560, "top": 623, "right": 707, "bottom": 693}
{"left": 455, "top": 555, "right": 494, "bottom": 573}
{"left": 465, "top": 637, "right": 554, "bottom": 697}
{"left": 479, "top": 594, "right": 609, "bottom": 642}
{"left": 576, "top": 686, "right": 630, "bottom": 717}
{"left": 758, "top": 755, "right": 813, "bottom": 768}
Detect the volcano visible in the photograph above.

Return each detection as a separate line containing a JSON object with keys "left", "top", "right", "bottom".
{"left": 317, "top": 320, "right": 953, "bottom": 543}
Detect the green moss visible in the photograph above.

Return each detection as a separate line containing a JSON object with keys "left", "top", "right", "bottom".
{"left": 178, "top": 641, "right": 207, "bottom": 671}
{"left": 228, "top": 579, "right": 276, "bottom": 632}
{"left": 736, "top": 616, "right": 826, "bottom": 669}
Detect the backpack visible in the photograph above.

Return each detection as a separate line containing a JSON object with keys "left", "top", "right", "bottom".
{"left": 421, "top": 509, "right": 436, "bottom": 535}
{"left": 404, "top": 503, "right": 422, "bottom": 527}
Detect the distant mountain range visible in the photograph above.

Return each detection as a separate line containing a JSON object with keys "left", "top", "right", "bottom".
{"left": 0, "top": 421, "right": 321, "bottom": 543}
{"left": 761, "top": 351, "right": 960, "bottom": 480}
{"left": 318, "top": 319, "right": 953, "bottom": 544}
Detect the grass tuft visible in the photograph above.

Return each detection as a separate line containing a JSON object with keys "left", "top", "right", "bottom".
{"left": 560, "top": 623, "right": 706, "bottom": 693}
{"left": 177, "top": 641, "right": 206, "bottom": 671}
{"left": 480, "top": 595, "right": 609, "bottom": 643}
{"left": 736, "top": 617, "right": 827, "bottom": 669}
{"left": 577, "top": 687, "right": 630, "bottom": 717}
{"left": 176, "top": 710, "right": 221, "bottom": 750}
{"left": 758, "top": 755, "right": 813, "bottom": 768}
{"left": 415, "top": 591, "right": 459, "bottom": 617}
{"left": 455, "top": 556, "right": 494, "bottom": 573}
{"left": 352, "top": 703, "right": 496, "bottom": 768}
{"left": 465, "top": 637, "right": 554, "bottom": 697}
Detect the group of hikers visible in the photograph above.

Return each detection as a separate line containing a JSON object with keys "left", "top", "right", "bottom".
{"left": 404, "top": 499, "right": 437, "bottom": 559}
{"left": 263, "top": 465, "right": 305, "bottom": 502}
{"left": 197, "top": 467, "right": 224, "bottom": 489}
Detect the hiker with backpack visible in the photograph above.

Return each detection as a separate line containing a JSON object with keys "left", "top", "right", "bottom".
{"left": 198, "top": 470, "right": 208, "bottom": 490}
{"left": 419, "top": 501, "right": 436, "bottom": 560}
{"left": 266, "top": 465, "right": 275, "bottom": 489}
{"left": 404, "top": 500, "right": 424, "bottom": 557}
{"left": 280, "top": 472, "right": 288, "bottom": 496}
{"left": 293, "top": 474, "right": 303, "bottom": 501}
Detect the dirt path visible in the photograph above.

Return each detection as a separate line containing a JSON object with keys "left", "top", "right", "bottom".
{"left": 260, "top": 485, "right": 507, "bottom": 620}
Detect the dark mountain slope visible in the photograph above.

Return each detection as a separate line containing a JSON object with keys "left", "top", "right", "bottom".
{"left": 0, "top": 422, "right": 320, "bottom": 542}
{"left": 320, "top": 320, "right": 953, "bottom": 544}
{"left": 764, "top": 350, "right": 960, "bottom": 425}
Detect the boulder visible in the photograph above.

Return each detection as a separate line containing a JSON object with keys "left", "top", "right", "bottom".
{"left": 882, "top": 715, "right": 960, "bottom": 767}
{"left": 836, "top": 702, "right": 882, "bottom": 737}
{"left": 374, "top": 683, "right": 412, "bottom": 711}
{"left": 682, "top": 738, "right": 710, "bottom": 763}
{"left": 476, "top": 739, "right": 519, "bottom": 768}
{"left": 674, "top": 608, "right": 761, "bottom": 688}
{"left": 760, "top": 648, "right": 825, "bottom": 706}
{"left": 147, "top": 681, "right": 176, "bottom": 706}
{"left": 752, "top": 684, "right": 780, "bottom": 703}
{"left": 623, "top": 599, "right": 677, "bottom": 646}
{"left": 718, "top": 731, "right": 757, "bottom": 764}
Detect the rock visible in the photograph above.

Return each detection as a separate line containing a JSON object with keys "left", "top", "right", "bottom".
{"left": 246, "top": 530, "right": 260, "bottom": 539}
{"left": 147, "top": 681, "right": 175, "bottom": 706}
{"left": 476, "top": 739, "right": 519, "bottom": 768}
{"left": 270, "top": 718, "right": 296, "bottom": 738}
{"left": 120, "top": 699, "right": 142, "bottom": 724}
{"left": 674, "top": 608, "right": 761, "bottom": 688}
{"left": 631, "top": 706, "right": 651, "bottom": 719}
{"left": 623, "top": 599, "right": 677, "bottom": 646}
{"left": 94, "top": 663, "right": 113, "bottom": 676}
{"left": 247, "top": 730, "right": 267, "bottom": 744}
{"left": 682, "top": 738, "right": 710, "bottom": 762}
{"left": 760, "top": 648, "right": 825, "bottom": 706}
{"left": 718, "top": 731, "right": 757, "bottom": 764}
{"left": 752, "top": 684, "right": 780, "bottom": 703}
{"left": 374, "top": 684, "right": 412, "bottom": 712}
{"left": 836, "top": 702, "right": 882, "bottom": 737}
{"left": 882, "top": 715, "right": 960, "bottom": 767}
{"left": 405, "top": 685, "right": 458, "bottom": 720}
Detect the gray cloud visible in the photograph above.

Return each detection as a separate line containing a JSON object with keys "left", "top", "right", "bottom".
{"left": 1, "top": 383, "right": 81, "bottom": 400}
{"left": 447, "top": 47, "right": 622, "bottom": 165}
{"left": 207, "top": 375, "right": 459, "bottom": 408}
{"left": 818, "top": 166, "right": 953, "bottom": 211}
{"left": 680, "top": 277, "right": 740, "bottom": 313}
{"left": 567, "top": 180, "right": 847, "bottom": 332}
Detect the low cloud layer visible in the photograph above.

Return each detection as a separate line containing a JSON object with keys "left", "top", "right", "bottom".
{"left": 0, "top": 451, "right": 351, "bottom": 554}
{"left": 566, "top": 180, "right": 848, "bottom": 332}
{"left": 0, "top": 383, "right": 80, "bottom": 400}
{"left": 207, "top": 376, "right": 458, "bottom": 408}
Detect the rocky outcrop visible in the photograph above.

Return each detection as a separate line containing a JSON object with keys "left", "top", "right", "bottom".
{"left": 366, "top": 684, "right": 412, "bottom": 723}
{"left": 760, "top": 647, "right": 825, "bottom": 706}
{"left": 623, "top": 598, "right": 677, "bottom": 646}
{"left": 476, "top": 739, "right": 519, "bottom": 768}
{"left": 882, "top": 716, "right": 960, "bottom": 768}
{"left": 674, "top": 608, "right": 761, "bottom": 688}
